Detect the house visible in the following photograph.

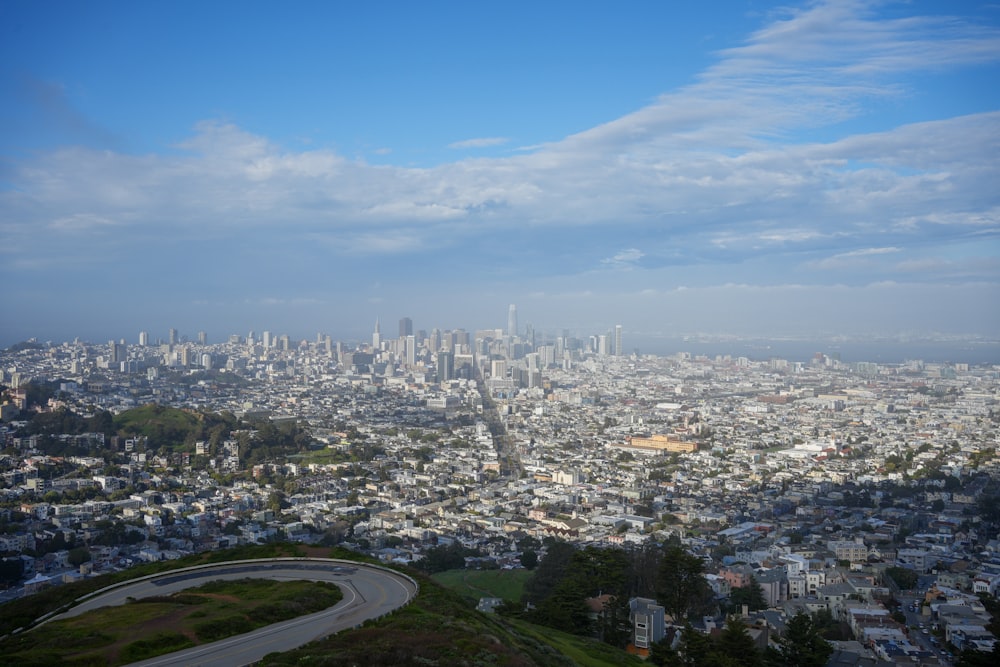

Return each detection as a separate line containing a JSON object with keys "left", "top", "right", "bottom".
{"left": 629, "top": 597, "right": 666, "bottom": 650}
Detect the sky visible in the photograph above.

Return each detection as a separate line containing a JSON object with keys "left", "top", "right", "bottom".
{"left": 1, "top": 0, "right": 999, "bottom": 347}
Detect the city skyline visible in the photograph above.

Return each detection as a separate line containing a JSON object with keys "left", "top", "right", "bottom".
{"left": 2, "top": 1, "right": 999, "bottom": 345}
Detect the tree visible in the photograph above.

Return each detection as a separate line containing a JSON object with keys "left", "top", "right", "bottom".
{"left": 956, "top": 644, "right": 998, "bottom": 667}
{"left": 767, "top": 612, "right": 832, "bottom": 667}
{"left": 660, "top": 623, "right": 716, "bottom": 667}
{"left": 884, "top": 566, "right": 918, "bottom": 590}
{"left": 520, "top": 549, "right": 538, "bottom": 569}
{"left": 596, "top": 595, "right": 632, "bottom": 648}
{"left": 0, "top": 558, "right": 23, "bottom": 585}
{"left": 656, "top": 545, "right": 710, "bottom": 620}
{"left": 729, "top": 576, "right": 767, "bottom": 613}
{"left": 267, "top": 491, "right": 288, "bottom": 512}
{"left": 523, "top": 540, "right": 575, "bottom": 605}
{"left": 67, "top": 547, "right": 92, "bottom": 567}
{"left": 530, "top": 583, "right": 592, "bottom": 635}
{"left": 415, "top": 542, "right": 472, "bottom": 573}
{"left": 717, "top": 616, "right": 763, "bottom": 667}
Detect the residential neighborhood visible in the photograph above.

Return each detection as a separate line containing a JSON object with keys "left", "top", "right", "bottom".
{"left": 1, "top": 326, "right": 998, "bottom": 665}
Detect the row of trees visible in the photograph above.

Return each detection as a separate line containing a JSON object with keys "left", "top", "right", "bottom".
{"left": 497, "top": 539, "right": 833, "bottom": 667}
{"left": 502, "top": 540, "right": 713, "bottom": 639}
{"left": 648, "top": 613, "right": 832, "bottom": 667}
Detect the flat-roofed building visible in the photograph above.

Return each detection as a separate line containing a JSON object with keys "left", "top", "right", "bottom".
{"left": 613, "top": 434, "right": 697, "bottom": 455}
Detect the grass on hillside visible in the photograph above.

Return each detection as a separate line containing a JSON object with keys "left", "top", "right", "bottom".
{"left": 1, "top": 578, "right": 342, "bottom": 666}
{"left": 2, "top": 546, "right": 637, "bottom": 667}
{"left": 507, "top": 618, "right": 646, "bottom": 667}
{"left": 112, "top": 404, "right": 202, "bottom": 451}
{"left": 296, "top": 448, "right": 350, "bottom": 465}
{"left": 260, "top": 570, "right": 642, "bottom": 667}
{"left": 431, "top": 567, "right": 532, "bottom": 603}
{"left": 0, "top": 543, "right": 327, "bottom": 637}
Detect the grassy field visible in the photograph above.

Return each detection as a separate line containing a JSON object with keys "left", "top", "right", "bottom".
{"left": 431, "top": 567, "right": 532, "bottom": 603}
{"left": 507, "top": 618, "right": 647, "bottom": 667}
{"left": 0, "top": 578, "right": 342, "bottom": 666}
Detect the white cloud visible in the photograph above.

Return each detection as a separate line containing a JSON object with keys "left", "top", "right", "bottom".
{"left": 49, "top": 213, "right": 119, "bottom": 230}
{"left": 601, "top": 248, "right": 644, "bottom": 268}
{"left": 3, "top": 0, "right": 998, "bottom": 340}
{"left": 448, "top": 137, "right": 510, "bottom": 149}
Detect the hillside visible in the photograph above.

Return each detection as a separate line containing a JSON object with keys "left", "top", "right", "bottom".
{"left": 260, "top": 570, "right": 641, "bottom": 667}
{"left": 113, "top": 404, "right": 204, "bottom": 451}
{"left": 0, "top": 545, "right": 635, "bottom": 667}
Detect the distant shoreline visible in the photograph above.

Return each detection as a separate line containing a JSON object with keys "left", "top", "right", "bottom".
{"left": 624, "top": 336, "right": 1000, "bottom": 365}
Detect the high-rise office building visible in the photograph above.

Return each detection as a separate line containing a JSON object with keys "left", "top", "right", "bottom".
{"left": 437, "top": 350, "right": 454, "bottom": 382}
{"left": 109, "top": 341, "right": 127, "bottom": 364}
{"left": 507, "top": 304, "right": 517, "bottom": 337}
{"left": 168, "top": 328, "right": 178, "bottom": 345}
{"left": 138, "top": 331, "right": 149, "bottom": 346}
{"left": 399, "top": 317, "right": 413, "bottom": 338}
{"left": 262, "top": 331, "right": 272, "bottom": 348}
{"left": 372, "top": 318, "right": 381, "bottom": 350}
{"left": 198, "top": 331, "right": 207, "bottom": 345}
{"left": 615, "top": 325, "right": 623, "bottom": 357}
{"left": 405, "top": 334, "right": 416, "bottom": 366}
{"left": 598, "top": 334, "right": 609, "bottom": 356}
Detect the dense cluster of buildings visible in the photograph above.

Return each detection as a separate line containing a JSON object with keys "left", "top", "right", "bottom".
{"left": 1, "top": 313, "right": 998, "bottom": 664}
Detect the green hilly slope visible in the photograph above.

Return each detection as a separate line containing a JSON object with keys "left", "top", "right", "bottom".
{"left": 264, "top": 569, "right": 643, "bottom": 667}
{"left": 113, "top": 404, "right": 203, "bottom": 451}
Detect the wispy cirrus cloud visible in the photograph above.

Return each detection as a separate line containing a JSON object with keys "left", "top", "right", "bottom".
{"left": 448, "top": 137, "right": 510, "bottom": 149}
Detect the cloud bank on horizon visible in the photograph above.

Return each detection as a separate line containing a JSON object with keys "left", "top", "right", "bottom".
{"left": 1, "top": 0, "right": 998, "bottom": 344}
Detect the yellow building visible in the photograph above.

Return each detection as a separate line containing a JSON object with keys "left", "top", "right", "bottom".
{"left": 617, "top": 434, "right": 697, "bottom": 455}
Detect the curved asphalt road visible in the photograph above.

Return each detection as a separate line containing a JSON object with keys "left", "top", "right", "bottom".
{"left": 50, "top": 558, "right": 418, "bottom": 667}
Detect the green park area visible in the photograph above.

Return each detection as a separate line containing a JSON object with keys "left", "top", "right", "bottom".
{"left": 431, "top": 567, "right": 533, "bottom": 604}
{"left": 0, "top": 577, "right": 342, "bottom": 666}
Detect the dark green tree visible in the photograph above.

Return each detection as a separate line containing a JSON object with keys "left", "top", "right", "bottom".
{"left": 767, "top": 612, "right": 832, "bottom": 667}
{"left": 660, "top": 623, "right": 716, "bottom": 667}
{"left": 596, "top": 594, "right": 632, "bottom": 648}
{"left": 523, "top": 540, "right": 575, "bottom": 605}
{"left": 956, "top": 644, "right": 998, "bottom": 667}
{"left": 520, "top": 548, "right": 538, "bottom": 569}
{"left": 656, "top": 545, "right": 710, "bottom": 620}
{"left": 0, "top": 558, "right": 23, "bottom": 585}
{"left": 67, "top": 547, "right": 91, "bottom": 566}
{"left": 414, "top": 542, "right": 474, "bottom": 573}
{"left": 728, "top": 576, "right": 767, "bottom": 613}
{"left": 717, "top": 616, "right": 763, "bottom": 667}
{"left": 529, "top": 580, "right": 592, "bottom": 635}
{"left": 884, "top": 566, "right": 918, "bottom": 590}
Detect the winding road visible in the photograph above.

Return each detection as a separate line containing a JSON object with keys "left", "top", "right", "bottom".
{"left": 50, "top": 558, "right": 418, "bottom": 667}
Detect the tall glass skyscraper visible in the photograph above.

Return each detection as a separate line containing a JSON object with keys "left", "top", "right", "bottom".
{"left": 399, "top": 317, "right": 413, "bottom": 338}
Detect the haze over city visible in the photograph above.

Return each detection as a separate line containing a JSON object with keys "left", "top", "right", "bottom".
{"left": 2, "top": 0, "right": 999, "bottom": 346}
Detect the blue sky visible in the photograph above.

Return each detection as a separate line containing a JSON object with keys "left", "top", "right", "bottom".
{"left": 1, "top": 0, "right": 999, "bottom": 346}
